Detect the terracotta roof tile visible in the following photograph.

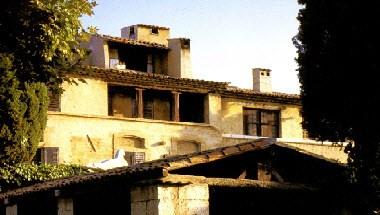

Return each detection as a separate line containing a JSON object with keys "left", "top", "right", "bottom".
{"left": 70, "top": 66, "right": 299, "bottom": 103}
{"left": 221, "top": 87, "right": 301, "bottom": 105}
{"left": 0, "top": 139, "right": 275, "bottom": 200}
{"left": 71, "top": 66, "right": 230, "bottom": 92}
{"left": 97, "top": 34, "right": 168, "bottom": 49}
{"left": 0, "top": 166, "right": 166, "bottom": 200}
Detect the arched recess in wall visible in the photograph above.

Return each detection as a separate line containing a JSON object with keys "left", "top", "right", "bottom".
{"left": 113, "top": 134, "right": 145, "bottom": 149}
{"left": 171, "top": 139, "right": 202, "bottom": 155}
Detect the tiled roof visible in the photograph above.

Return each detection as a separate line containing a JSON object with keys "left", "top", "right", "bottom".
{"left": 138, "top": 138, "right": 275, "bottom": 171}
{"left": 0, "top": 139, "right": 274, "bottom": 200}
{"left": 221, "top": 86, "right": 301, "bottom": 105}
{"left": 0, "top": 166, "right": 167, "bottom": 200}
{"left": 97, "top": 34, "right": 168, "bottom": 49}
{"left": 135, "top": 24, "right": 170, "bottom": 30}
{"left": 71, "top": 67, "right": 300, "bottom": 105}
{"left": 72, "top": 66, "right": 230, "bottom": 92}
{"left": 0, "top": 139, "right": 344, "bottom": 200}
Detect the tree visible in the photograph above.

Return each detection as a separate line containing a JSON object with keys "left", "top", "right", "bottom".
{"left": 0, "top": 0, "right": 96, "bottom": 165}
{"left": 294, "top": 0, "right": 380, "bottom": 213}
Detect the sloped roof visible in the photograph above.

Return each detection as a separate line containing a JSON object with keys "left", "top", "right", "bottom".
{"left": 138, "top": 138, "right": 275, "bottom": 171}
{"left": 0, "top": 139, "right": 344, "bottom": 200}
{"left": 0, "top": 139, "right": 273, "bottom": 200}
{"left": 97, "top": 34, "right": 168, "bottom": 49}
{"left": 221, "top": 87, "right": 300, "bottom": 105}
{"left": 72, "top": 66, "right": 230, "bottom": 93}
{"left": 70, "top": 66, "right": 301, "bottom": 105}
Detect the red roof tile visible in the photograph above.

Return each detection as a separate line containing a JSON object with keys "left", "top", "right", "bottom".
{"left": 97, "top": 34, "right": 168, "bottom": 49}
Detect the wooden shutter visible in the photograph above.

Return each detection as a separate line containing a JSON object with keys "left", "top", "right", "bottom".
{"left": 124, "top": 152, "right": 145, "bottom": 165}
{"left": 42, "top": 147, "right": 59, "bottom": 164}
{"left": 34, "top": 147, "right": 59, "bottom": 164}
{"left": 48, "top": 91, "right": 60, "bottom": 112}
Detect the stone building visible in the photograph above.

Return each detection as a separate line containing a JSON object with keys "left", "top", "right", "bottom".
{"left": 0, "top": 139, "right": 350, "bottom": 215}
{"left": 37, "top": 24, "right": 347, "bottom": 166}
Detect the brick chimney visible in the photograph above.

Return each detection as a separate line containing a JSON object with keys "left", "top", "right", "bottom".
{"left": 252, "top": 68, "right": 272, "bottom": 93}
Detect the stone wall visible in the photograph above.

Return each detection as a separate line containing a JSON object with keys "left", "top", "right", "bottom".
{"left": 283, "top": 141, "right": 348, "bottom": 163}
{"left": 131, "top": 184, "right": 209, "bottom": 215}
{"left": 43, "top": 113, "right": 222, "bottom": 165}
{"left": 221, "top": 98, "right": 303, "bottom": 139}
{"left": 222, "top": 135, "right": 348, "bottom": 163}
{"left": 135, "top": 26, "right": 170, "bottom": 46}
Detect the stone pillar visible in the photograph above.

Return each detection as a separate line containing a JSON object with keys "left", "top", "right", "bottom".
{"left": 136, "top": 88, "right": 144, "bottom": 118}
{"left": 205, "top": 94, "right": 222, "bottom": 129}
{"left": 172, "top": 92, "right": 180, "bottom": 122}
{"left": 131, "top": 184, "right": 209, "bottom": 215}
{"left": 177, "top": 184, "right": 209, "bottom": 215}
{"left": 5, "top": 204, "right": 17, "bottom": 215}
{"left": 57, "top": 198, "right": 74, "bottom": 215}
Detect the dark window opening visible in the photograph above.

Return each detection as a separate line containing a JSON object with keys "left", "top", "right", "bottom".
{"left": 129, "top": 27, "right": 135, "bottom": 35}
{"left": 34, "top": 147, "right": 59, "bottom": 164}
{"left": 108, "top": 85, "right": 137, "bottom": 118}
{"left": 179, "top": 93, "right": 205, "bottom": 123}
{"left": 108, "top": 42, "right": 168, "bottom": 74}
{"left": 143, "top": 92, "right": 153, "bottom": 119}
{"left": 143, "top": 90, "right": 172, "bottom": 120}
{"left": 151, "top": 27, "right": 159, "bottom": 34}
{"left": 181, "top": 39, "right": 190, "bottom": 49}
{"left": 243, "top": 108, "right": 280, "bottom": 137}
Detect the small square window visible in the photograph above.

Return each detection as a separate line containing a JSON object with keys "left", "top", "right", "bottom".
{"left": 151, "top": 27, "right": 159, "bottom": 34}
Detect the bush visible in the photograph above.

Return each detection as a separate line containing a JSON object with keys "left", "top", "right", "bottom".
{"left": 0, "top": 163, "right": 96, "bottom": 192}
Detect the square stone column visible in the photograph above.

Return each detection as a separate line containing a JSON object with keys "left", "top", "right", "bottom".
{"left": 5, "top": 204, "right": 17, "bottom": 215}
{"left": 57, "top": 198, "right": 73, "bottom": 215}
{"left": 131, "top": 184, "right": 209, "bottom": 215}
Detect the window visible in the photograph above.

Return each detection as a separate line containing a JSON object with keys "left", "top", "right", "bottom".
{"left": 143, "top": 94, "right": 154, "bottom": 119}
{"left": 108, "top": 86, "right": 137, "bottom": 118}
{"left": 34, "top": 147, "right": 59, "bottom": 164}
{"left": 243, "top": 108, "right": 280, "bottom": 137}
{"left": 48, "top": 91, "right": 60, "bottom": 112}
{"left": 129, "top": 27, "right": 135, "bottom": 35}
{"left": 151, "top": 27, "right": 159, "bottom": 34}
{"left": 179, "top": 93, "right": 205, "bottom": 123}
{"left": 124, "top": 152, "right": 145, "bottom": 165}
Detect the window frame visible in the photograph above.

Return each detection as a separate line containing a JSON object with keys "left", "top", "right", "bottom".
{"left": 243, "top": 108, "right": 280, "bottom": 138}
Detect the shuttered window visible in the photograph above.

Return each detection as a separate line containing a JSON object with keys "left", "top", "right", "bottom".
{"left": 143, "top": 93, "right": 154, "bottom": 119}
{"left": 124, "top": 152, "right": 145, "bottom": 165}
{"left": 48, "top": 91, "right": 60, "bottom": 112}
{"left": 34, "top": 147, "right": 59, "bottom": 164}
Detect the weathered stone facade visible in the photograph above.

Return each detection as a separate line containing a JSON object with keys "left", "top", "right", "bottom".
{"left": 37, "top": 24, "right": 347, "bottom": 165}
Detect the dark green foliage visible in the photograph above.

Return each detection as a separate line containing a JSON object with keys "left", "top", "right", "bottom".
{"left": 0, "top": 163, "right": 96, "bottom": 192}
{"left": 294, "top": 0, "right": 380, "bottom": 213}
{"left": 0, "top": 0, "right": 96, "bottom": 165}
{"left": 0, "top": 55, "right": 47, "bottom": 165}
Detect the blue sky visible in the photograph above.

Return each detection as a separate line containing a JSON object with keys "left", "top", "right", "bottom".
{"left": 82, "top": 0, "right": 301, "bottom": 94}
